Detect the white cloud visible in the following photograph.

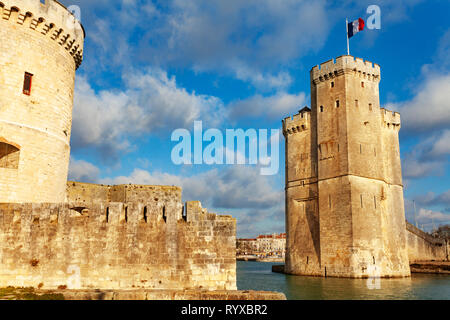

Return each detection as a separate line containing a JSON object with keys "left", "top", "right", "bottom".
{"left": 68, "top": 158, "right": 101, "bottom": 183}
{"left": 228, "top": 92, "right": 307, "bottom": 121}
{"left": 71, "top": 70, "right": 225, "bottom": 158}
{"left": 391, "top": 74, "right": 450, "bottom": 133}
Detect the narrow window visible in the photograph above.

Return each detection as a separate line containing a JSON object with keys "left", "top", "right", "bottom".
{"left": 369, "top": 103, "right": 372, "bottom": 111}
{"left": 23, "top": 72, "right": 33, "bottom": 95}
{"left": 336, "top": 100, "right": 340, "bottom": 108}
{"left": 106, "top": 207, "right": 109, "bottom": 223}
{"left": 361, "top": 81, "right": 364, "bottom": 88}
{"left": 320, "top": 105, "right": 323, "bottom": 112}
{"left": 360, "top": 144, "right": 362, "bottom": 154}
{"left": 373, "top": 256, "right": 376, "bottom": 264}
{"left": 0, "top": 142, "right": 20, "bottom": 169}
{"left": 331, "top": 81, "right": 334, "bottom": 88}
{"left": 124, "top": 206, "right": 128, "bottom": 223}
{"left": 360, "top": 194, "right": 363, "bottom": 208}
{"left": 328, "top": 195, "right": 331, "bottom": 208}
{"left": 337, "top": 144, "right": 340, "bottom": 152}
{"left": 374, "top": 196, "right": 377, "bottom": 209}
{"left": 162, "top": 206, "right": 167, "bottom": 223}
{"left": 355, "top": 100, "right": 359, "bottom": 107}
{"left": 143, "top": 206, "right": 148, "bottom": 223}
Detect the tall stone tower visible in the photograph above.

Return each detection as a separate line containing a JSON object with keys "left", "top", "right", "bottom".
{"left": 0, "top": 0, "right": 84, "bottom": 203}
{"left": 283, "top": 56, "right": 410, "bottom": 278}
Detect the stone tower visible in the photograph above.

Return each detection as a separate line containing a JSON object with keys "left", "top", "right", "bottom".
{"left": 0, "top": 0, "right": 84, "bottom": 203}
{"left": 283, "top": 55, "right": 410, "bottom": 278}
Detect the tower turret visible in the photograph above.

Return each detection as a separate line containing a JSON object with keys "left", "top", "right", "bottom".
{"left": 0, "top": 0, "right": 84, "bottom": 203}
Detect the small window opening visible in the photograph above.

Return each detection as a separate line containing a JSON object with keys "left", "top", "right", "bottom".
{"left": 328, "top": 195, "right": 331, "bottom": 208}
{"left": 360, "top": 144, "right": 362, "bottom": 154}
{"left": 369, "top": 103, "right": 372, "bottom": 111}
{"left": 124, "top": 206, "right": 128, "bottom": 223}
{"left": 360, "top": 194, "right": 363, "bottom": 208}
{"left": 320, "top": 105, "right": 323, "bottom": 112}
{"left": 106, "top": 207, "right": 109, "bottom": 223}
{"left": 0, "top": 142, "right": 20, "bottom": 169}
{"left": 355, "top": 100, "right": 359, "bottom": 107}
{"left": 143, "top": 206, "right": 148, "bottom": 223}
{"left": 331, "top": 81, "right": 334, "bottom": 88}
{"left": 361, "top": 81, "right": 365, "bottom": 88}
{"left": 23, "top": 72, "right": 33, "bottom": 95}
{"left": 162, "top": 206, "right": 167, "bottom": 223}
{"left": 336, "top": 100, "right": 340, "bottom": 108}
{"left": 374, "top": 196, "right": 377, "bottom": 209}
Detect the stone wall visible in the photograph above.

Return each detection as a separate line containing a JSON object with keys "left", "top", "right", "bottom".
{"left": 0, "top": 0, "right": 84, "bottom": 203}
{"left": 0, "top": 200, "right": 237, "bottom": 290}
{"left": 406, "top": 222, "right": 448, "bottom": 262}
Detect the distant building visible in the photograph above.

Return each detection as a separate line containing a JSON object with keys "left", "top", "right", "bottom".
{"left": 237, "top": 233, "right": 286, "bottom": 257}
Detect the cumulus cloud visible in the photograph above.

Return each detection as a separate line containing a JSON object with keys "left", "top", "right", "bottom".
{"left": 413, "top": 190, "right": 450, "bottom": 207}
{"left": 391, "top": 74, "right": 450, "bottom": 133}
{"left": 228, "top": 92, "right": 307, "bottom": 121}
{"left": 401, "top": 130, "right": 450, "bottom": 179}
{"left": 71, "top": 70, "right": 225, "bottom": 159}
{"left": 68, "top": 158, "right": 101, "bottom": 183}
{"left": 404, "top": 198, "right": 450, "bottom": 231}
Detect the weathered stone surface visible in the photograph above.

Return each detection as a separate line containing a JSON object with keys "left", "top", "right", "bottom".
{"left": 0, "top": 0, "right": 84, "bottom": 203}
{"left": 283, "top": 56, "right": 410, "bottom": 278}
{"left": 0, "top": 192, "right": 237, "bottom": 290}
{"left": 32, "top": 289, "right": 287, "bottom": 300}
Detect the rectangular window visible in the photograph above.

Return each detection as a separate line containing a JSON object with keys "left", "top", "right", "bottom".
{"left": 360, "top": 194, "right": 363, "bottom": 208}
{"left": 23, "top": 72, "right": 33, "bottom": 95}
{"left": 355, "top": 100, "right": 358, "bottom": 107}
{"left": 336, "top": 100, "right": 340, "bottom": 108}
{"left": 361, "top": 81, "right": 365, "bottom": 88}
{"left": 369, "top": 103, "right": 372, "bottom": 111}
{"left": 331, "top": 81, "right": 334, "bottom": 88}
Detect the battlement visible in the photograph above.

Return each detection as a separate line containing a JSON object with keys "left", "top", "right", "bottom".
{"left": 0, "top": 0, "right": 84, "bottom": 69}
{"left": 66, "top": 181, "right": 182, "bottom": 204}
{"left": 311, "top": 55, "right": 380, "bottom": 84}
{"left": 381, "top": 108, "right": 401, "bottom": 129}
{"left": 0, "top": 200, "right": 236, "bottom": 290}
{"left": 282, "top": 107, "right": 311, "bottom": 136}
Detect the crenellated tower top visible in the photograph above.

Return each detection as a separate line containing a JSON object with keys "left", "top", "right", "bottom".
{"left": 310, "top": 55, "right": 380, "bottom": 85}
{"left": 0, "top": 0, "right": 84, "bottom": 69}
{"left": 282, "top": 107, "right": 311, "bottom": 136}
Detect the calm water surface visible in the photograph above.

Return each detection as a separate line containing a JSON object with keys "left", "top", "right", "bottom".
{"left": 237, "top": 261, "right": 450, "bottom": 300}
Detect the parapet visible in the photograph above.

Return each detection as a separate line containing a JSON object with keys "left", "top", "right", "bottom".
{"left": 66, "top": 181, "right": 182, "bottom": 204}
{"left": 311, "top": 55, "right": 380, "bottom": 84}
{"left": 0, "top": 0, "right": 84, "bottom": 69}
{"left": 282, "top": 107, "right": 311, "bottom": 136}
{"left": 380, "top": 108, "right": 401, "bottom": 130}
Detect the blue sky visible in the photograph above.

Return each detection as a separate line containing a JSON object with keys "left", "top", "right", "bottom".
{"left": 62, "top": 0, "right": 450, "bottom": 237}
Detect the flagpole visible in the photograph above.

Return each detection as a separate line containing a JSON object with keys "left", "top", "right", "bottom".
{"left": 346, "top": 18, "right": 350, "bottom": 55}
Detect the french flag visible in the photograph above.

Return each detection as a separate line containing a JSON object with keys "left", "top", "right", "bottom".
{"left": 348, "top": 18, "right": 365, "bottom": 38}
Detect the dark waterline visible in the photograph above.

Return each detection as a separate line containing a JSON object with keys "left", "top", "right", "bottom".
{"left": 237, "top": 261, "right": 450, "bottom": 300}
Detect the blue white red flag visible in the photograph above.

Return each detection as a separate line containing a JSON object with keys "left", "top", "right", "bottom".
{"left": 348, "top": 18, "right": 365, "bottom": 38}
